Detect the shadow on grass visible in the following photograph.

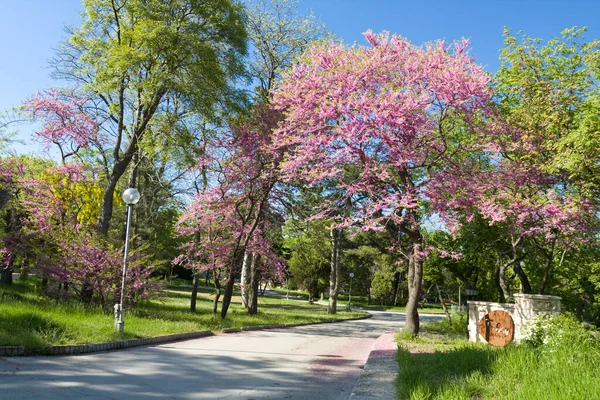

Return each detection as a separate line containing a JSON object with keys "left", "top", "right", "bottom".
{"left": 0, "top": 282, "right": 50, "bottom": 308}
{"left": 0, "top": 313, "right": 66, "bottom": 350}
{"left": 133, "top": 302, "right": 216, "bottom": 322}
{"left": 397, "top": 344, "right": 499, "bottom": 399}
{"left": 162, "top": 290, "right": 216, "bottom": 300}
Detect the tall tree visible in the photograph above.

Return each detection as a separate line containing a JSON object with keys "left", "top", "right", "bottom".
{"left": 495, "top": 27, "right": 600, "bottom": 195}
{"left": 235, "top": 0, "right": 330, "bottom": 308}
{"left": 272, "top": 31, "right": 491, "bottom": 334}
{"left": 245, "top": 0, "right": 329, "bottom": 101}
{"left": 175, "top": 106, "right": 285, "bottom": 318}
{"left": 48, "top": 0, "right": 247, "bottom": 235}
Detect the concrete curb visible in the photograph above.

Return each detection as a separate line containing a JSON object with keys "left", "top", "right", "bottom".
{"left": 349, "top": 331, "right": 398, "bottom": 400}
{"left": 0, "top": 330, "right": 214, "bottom": 357}
{"left": 0, "top": 313, "right": 372, "bottom": 356}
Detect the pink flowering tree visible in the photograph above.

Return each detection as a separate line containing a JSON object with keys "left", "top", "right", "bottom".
{"left": 0, "top": 158, "right": 27, "bottom": 284}
{"left": 175, "top": 105, "right": 285, "bottom": 318}
{"left": 1, "top": 159, "right": 159, "bottom": 305}
{"left": 429, "top": 147, "right": 598, "bottom": 300}
{"left": 22, "top": 90, "right": 101, "bottom": 163}
{"left": 271, "top": 31, "right": 492, "bottom": 334}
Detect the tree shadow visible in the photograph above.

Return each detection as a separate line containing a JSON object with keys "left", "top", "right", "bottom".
{"left": 0, "top": 313, "right": 66, "bottom": 350}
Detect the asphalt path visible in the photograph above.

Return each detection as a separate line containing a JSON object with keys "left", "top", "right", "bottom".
{"left": 0, "top": 311, "right": 442, "bottom": 400}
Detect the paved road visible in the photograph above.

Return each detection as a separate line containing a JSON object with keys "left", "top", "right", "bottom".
{"left": 0, "top": 312, "right": 441, "bottom": 400}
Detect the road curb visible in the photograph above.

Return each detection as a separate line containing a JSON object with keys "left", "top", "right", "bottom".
{"left": 349, "top": 331, "right": 398, "bottom": 400}
{"left": 0, "top": 313, "right": 371, "bottom": 356}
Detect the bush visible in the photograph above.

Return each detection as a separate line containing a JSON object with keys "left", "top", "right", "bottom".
{"left": 523, "top": 313, "right": 600, "bottom": 361}
{"left": 423, "top": 312, "right": 467, "bottom": 336}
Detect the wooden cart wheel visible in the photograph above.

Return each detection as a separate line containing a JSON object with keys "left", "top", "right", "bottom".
{"left": 478, "top": 310, "right": 514, "bottom": 347}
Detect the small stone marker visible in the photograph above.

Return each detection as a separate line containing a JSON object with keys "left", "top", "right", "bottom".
{"left": 478, "top": 310, "right": 514, "bottom": 347}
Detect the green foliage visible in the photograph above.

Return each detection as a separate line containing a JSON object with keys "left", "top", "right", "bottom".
{"left": 424, "top": 313, "right": 468, "bottom": 336}
{"left": 370, "top": 255, "right": 397, "bottom": 305}
{"left": 245, "top": 0, "right": 331, "bottom": 101}
{"left": 67, "top": 0, "right": 248, "bottom": 114}
{"left": 496, "top": 26, "right": 600, "bottom": 195}
{"left": 283, "top": 218, "right": 330, "bottom": 299}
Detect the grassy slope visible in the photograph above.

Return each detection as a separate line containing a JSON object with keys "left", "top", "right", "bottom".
{"left": 395, "top": 316, "right": 600, "bottom": 400}
{"left": 0, "top": 279, "right": 366, "bottom": 353}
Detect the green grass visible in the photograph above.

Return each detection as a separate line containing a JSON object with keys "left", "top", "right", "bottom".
{"left": 269, "top": 288, "right": 448, "bottom": 314}
{"left": 266, "top": 286, "right": 311, "bottom": 300}
{"left": 0, "top": 280, "right": 366, "bottom": 354}
{"left": 395, "top": 315, "right": 600, "bottom": 399}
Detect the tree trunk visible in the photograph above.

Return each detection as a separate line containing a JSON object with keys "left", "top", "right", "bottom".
{"left": 435, "top": 283, "right": 451, "bottom": 323}
{"left": 1, "top": 209, "right": 14, "bottom": 285}
{"left": 220, "top": 250, "right": 244, "bottom": 318}
{"left": 128, "top": 151, "right": 139, "bottom": 188}
{"left": 190, "top": 273, "right": 199, "bottom": 312}
{"left": 220, "top": 273, "right": 236, "bottom": 318}
{"left": 260, "top": 280, "right": 267, "bottom": 295}
{"left": 328, "top": 227, "right": 341, "bottom": 315}
{"left": 97, "top": 173, "right": 120, "bottom": 235}
{"left": 19, "top": 261, "right": 29, "bottom": 280}
{"left": 0, "top": 266, "right": 12, "bottom": 285}
{"left": 80, "top": 283, "right": 93, "bottom": 303}
{"left": 219, "top": 190, "right": 271, "bottom": 319}
{"left": 248, "top": 254, "right": 260, "bottom": 315}
{"left": 405, "top": 235, "right": 423, "bottom": 335}
{"left": 212, "top": 275, "right": 221, "bottom": 315}
{"left": 240, "top": 251, "right": 251, "bottom": 308}
{"left": 537, "top": 240, "right": 555, "bottom": 295}
{"left": 513, "top": 261, "right": 532, "bottom": 294}
{"left": 496, "top": 252, "right": 511, "bottom": 302}
{"left": 392, "top": 271, "right": 401, "bottom": 306}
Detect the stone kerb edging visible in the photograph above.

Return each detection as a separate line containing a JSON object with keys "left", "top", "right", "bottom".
{"left": 0, "top": 314, "right": 372, "bottom": 356}
{"left": 350, "top": 331, "right": 398, "bottom": 400}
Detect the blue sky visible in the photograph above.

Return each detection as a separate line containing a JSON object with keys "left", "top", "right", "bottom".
{"left": 1, "top": 0, "right": 599, "bottom": 153}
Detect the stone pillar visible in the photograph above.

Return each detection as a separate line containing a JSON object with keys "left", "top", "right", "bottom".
{"left": 513, "top": 294, "right": 561, "bottom": 342}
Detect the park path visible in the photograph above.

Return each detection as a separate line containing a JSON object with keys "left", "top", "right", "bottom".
{"left": 0, "top": 312, "right": 441, "bottom": 399}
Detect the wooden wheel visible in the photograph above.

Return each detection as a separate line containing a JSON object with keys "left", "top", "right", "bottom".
{"left": 478, "top": 310, "right": 514, "bottom": 347}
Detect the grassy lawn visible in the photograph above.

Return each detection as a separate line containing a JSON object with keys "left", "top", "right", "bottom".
{"left": 395, "top": 314, "right": 600, "bottom": 399}
{"left": 0, "top": 279, "right": 366, "bottom": 354}
{"left": 268, "top": 287, "right": 447, "bottom": 314}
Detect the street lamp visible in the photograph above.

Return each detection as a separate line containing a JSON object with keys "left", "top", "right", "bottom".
{"left": 347, "top": 272, "right": 354, "bottom": 310}
{"left": 465, "top": 285, "right": 479, "bottom": 300}
{"left": 115, "top": 188, "right": 140, "bottom": 332}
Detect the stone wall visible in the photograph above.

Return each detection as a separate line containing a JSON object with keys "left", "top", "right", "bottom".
{"left": 467, "top": 294, "right": 561, "bottom": 344}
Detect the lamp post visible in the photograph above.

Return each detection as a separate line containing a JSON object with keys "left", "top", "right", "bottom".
{"left": 465, "top": 285, "right": 479, "bottom": 300}
{"left": 115, "top": 188, "right": 140, "bottom": 332}
{"left": 347, "top": 272, "right": 354, "bottom": 310}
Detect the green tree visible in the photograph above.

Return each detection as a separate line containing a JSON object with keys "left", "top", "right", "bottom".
{"left": 51, "top": 0, "right": 248, "bottom": 236}
{"left": 495, "top": 27, "right": 600, "bottom": 195}
{"left": 283, "top": 218, "right": 330, "bottom": 302}
{"left": 245, "top": 0, "right": 330, "bottom": 102}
